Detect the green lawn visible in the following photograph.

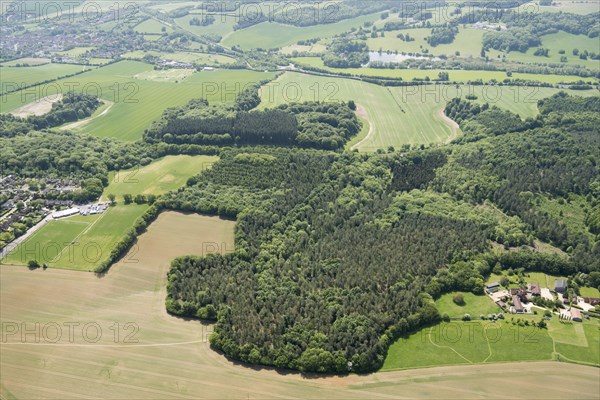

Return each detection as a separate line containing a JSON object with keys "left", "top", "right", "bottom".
{"left": 222, "top": 12, "right": 382, "bottom": 50}
{"left": 292, "top": 56, "right": 596, "bottom": 84}
{"left": 580, "top": 287, "right": 600, "bottom": 298}
{"left": 104, "top": 155, "right": 219, "bottom": 201}
{"left": 435, "top": 292, "right": 500, "bottom": 318}
{"left": 0, "top": 63, "right": 88, "bottom": 94}
{"left": 1, "top": 61, "right": 275, "bottom": 141}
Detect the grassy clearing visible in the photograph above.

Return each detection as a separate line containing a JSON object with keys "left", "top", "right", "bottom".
{"left": 435, "top": 292, "right": 500, "bottom": 318}
{"left": 222, "top": 12, "right": 382, "bottom": 50}
{"left": 0, "top": 63, "right": 88, "bottom": 94}
{"left": 2, "top": 214, "right": 598, "bottom": 398}
{"left": 104, "top": 155, "right": 219, "bottom": 201}
{"left": 134, "top": 18, "right": 174, "bottom": 34}
{"left": 292, "top": 56, "right": 596, "bottom": 84}
{"left": 1, "top": 61, "right": 275, "bottom": 141}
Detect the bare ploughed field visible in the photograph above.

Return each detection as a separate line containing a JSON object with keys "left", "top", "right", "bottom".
{"left": 1, "top": 212, "right": 598, "bottom": 399}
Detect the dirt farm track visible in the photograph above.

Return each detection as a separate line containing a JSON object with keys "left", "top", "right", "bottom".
{"left": 1, "top": 212, "right": 599, "bottom": 399}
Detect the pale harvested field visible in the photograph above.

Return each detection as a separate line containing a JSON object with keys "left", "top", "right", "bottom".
{"left": 9, "top": 94, "right": 62, "bottom": 118}
{"left": 1, "top": 212, "right": 599, "bottom": 399}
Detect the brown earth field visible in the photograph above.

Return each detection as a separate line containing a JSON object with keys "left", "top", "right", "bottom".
{"left": 1, "top": 212, "right": 599, "bottom": 399}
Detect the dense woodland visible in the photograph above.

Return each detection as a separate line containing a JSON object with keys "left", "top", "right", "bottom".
{"left": 144, "top": 86, "right": 361, "bottom": 150}
{"left": 162, "top": 92, "right": 599, "bottom": 373}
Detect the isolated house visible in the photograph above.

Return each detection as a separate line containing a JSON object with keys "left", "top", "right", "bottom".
{"left": 554, "top": 280, "right": 567, "bottom": 293}
{"left": 571, "top": 308, "right": 582, "bottom": 322}
{"left": 529, "top": 283, "right": 541, "bottom": 296}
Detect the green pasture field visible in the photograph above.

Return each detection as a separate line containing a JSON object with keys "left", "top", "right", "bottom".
{"left": 121, "top": 50, "right": 236, "bottom": 65}
{"left": 261, "top": 72, "right": 595, "bottom": 150}
{"left": 221, "top": 12, "right": 383, "bottom": 50}
{"left": 103, "top": 155, "right": 219, "bottom": 201}
{"left": 175, "top": 13, "right": 239, "bottom": 39}
{"left": 580, "top": 287, "right": 600, "bottom": 298}
{"left": 291, "top": 56, "right": 596, "bottom": 84}
{"left": 1, "top": 61, "right": 275, "bottom": 141}
{"left": 134, "top": 18, "right": 174, "bottom": 34}
{"left": 488, "top": 31, "right": 600, "bottom": 68}
{"left": 436, "top": 292, "right": 500, "bottom": 317}
{"left": 0, "top": 57, "right": 50, "bottom": 66}
{"left": 368, "top": 28, "right": 486, "bottom": 58}
{"left": 1, "top": 205, "right": 146, "bottom": 271}
{"left": 260, "top": 72, "right": 458, "bottom": 150}
{"left": 0, "top": 63, "right": 88, "bottom": 95}
{"left": 382, "top": 292, "right": 600, "bottom": 370}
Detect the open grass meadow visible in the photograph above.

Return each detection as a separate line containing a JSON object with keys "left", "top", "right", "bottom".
{"left": 134, "top": 18, "right": 175, "bottom": 35}
{"left": 176, "top": 13, "right": 239, "bottom": 39}
{"left": 291, "top": 56, "right": 596, "bottom": 84}
{"left": 436, "top": 292, "right": 500, "bottom": 318}
{"left": 0, "top": 63, "right": 88, "bottom": 94}
{"left": 382, "top": 291, "right": 600, "bottom": 371}
{"left": 261, "top": 72, "right": 595, "bottom": 151}
{"left": 104, "top": 155, "right": 219, "bottom": 201}
{"left": 1, "top": 61, "right": 276, "bottom": 141}
{"left": 221, "top": 12, "right": 383, "bottom": 50}
{"left": 260, "top": 72, "right": 458, "bottom": 150}
{"left": 368, "top": 28, "right": 486, "bottom": 58}
{"left": 2, "top": 214, "right": 598, "bottom": 399}
{"left": 488, "top": 31, "right": 600, "bottom": 68}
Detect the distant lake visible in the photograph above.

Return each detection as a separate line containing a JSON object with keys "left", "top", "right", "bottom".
{"left": 368, "top": 51, "right": 441, "bottom": 64}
